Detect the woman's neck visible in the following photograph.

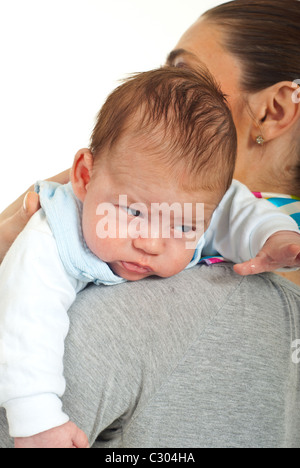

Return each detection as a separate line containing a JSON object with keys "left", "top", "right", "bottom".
{"left": 234, "top": 164, "right": 300, "bottom": 197}
{"left": 234, "top": 139, "right": 300, "bottom": 197}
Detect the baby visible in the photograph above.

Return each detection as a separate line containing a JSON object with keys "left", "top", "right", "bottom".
{"left": 1, "top": 66, "right": 300, "bottom": 448}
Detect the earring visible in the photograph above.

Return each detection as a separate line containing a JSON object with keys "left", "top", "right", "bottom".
{"left": 256, "top": 135, "right": 265, "bottom": 146}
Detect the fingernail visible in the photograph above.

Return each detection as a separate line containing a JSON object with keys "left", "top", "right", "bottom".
{"left": 23, "top": 193, "right": 29, "bottom": 213}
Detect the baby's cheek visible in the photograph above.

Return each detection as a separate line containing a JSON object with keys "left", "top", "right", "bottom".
{"left": 88, "top": 237, "right": 117, "bottom": 262}
{"left": 159, "top": 250, "right": 194, "bottom": 277}
{"left": 82, "top": 219, "right": 108, "bottom": 260}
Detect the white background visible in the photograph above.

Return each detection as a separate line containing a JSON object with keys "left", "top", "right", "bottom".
{"left": 0, "top": 0, "right": 222, "bottom": 212}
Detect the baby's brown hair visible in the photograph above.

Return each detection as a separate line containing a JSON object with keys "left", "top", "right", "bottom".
{"left": 90, "top": 66, "right": 237, "bottom": 193}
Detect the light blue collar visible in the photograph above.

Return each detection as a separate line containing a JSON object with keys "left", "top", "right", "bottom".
{"left": 35, "top": 181, "right": 126, "bottom": 286}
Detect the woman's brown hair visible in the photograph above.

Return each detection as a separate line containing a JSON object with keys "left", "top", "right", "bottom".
{"left": 204, "top": 0, "right": 300, "bottom": 192}
{"left": 203, "top": 0, "right": 300, "bottom": 92}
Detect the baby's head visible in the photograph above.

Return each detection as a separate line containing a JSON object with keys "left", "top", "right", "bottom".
{"left": 71, "top": 66, "right": 237, "bottom": 280}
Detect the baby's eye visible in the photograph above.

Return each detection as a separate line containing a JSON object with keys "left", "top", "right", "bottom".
{"left": 123, "top": 206, "right": 142, "bottom": 217}
{"left": 174, "top": 225, "right": 194, "bottom": 234}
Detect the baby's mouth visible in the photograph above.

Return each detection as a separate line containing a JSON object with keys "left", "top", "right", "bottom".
{"left": 121, "top": 261, "right": 153, "bottom": 274}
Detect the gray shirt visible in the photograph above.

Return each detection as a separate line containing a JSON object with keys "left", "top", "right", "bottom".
{"left": 0, "top": 264, "right": 299, "bottom": 448}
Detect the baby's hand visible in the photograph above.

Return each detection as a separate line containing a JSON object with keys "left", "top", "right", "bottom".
{"left": 14, "top": 421, "right": 89, "bottom": 449}
{"left": 234, "top": 231, "right": 300, "bottom": 276}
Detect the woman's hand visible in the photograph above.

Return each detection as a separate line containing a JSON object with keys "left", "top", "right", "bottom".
{"left": 0, "top": 191, "right": 41, "bottom": 263}
{"left": 0, "top": 169, "right": 70, "bottom": 263}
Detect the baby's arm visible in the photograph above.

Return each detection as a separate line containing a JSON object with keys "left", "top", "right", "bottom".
{"left": 0, "top": 209, "right": 86, "bottom": 447}
{"left": 205, "top": 180, "right": 300, "bottom": 272}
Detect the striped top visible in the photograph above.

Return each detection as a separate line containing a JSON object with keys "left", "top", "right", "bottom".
{"left": 201, "top": 191, "right": 300, "bottom": 266}
{"left": 252, "top": 192, "right": 300, "bottom": 229}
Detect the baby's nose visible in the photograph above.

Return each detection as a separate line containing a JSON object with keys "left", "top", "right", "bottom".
{"left": 132, "top": 236, "right": 165, "bottom": 255}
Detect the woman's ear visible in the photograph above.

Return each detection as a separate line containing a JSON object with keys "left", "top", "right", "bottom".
{"left": 250, "top": 81, "right": 300, "bottom": 144}
{"left": 71, "top": 149, "right": 94, "bottom": 202}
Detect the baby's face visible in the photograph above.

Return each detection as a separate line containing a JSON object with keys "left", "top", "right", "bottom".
{"left": 77, "top": 150, "right": 221, "bottom": 281}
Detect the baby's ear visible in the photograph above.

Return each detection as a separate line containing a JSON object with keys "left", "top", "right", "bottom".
{"left": 71, "top": 149, "right": 94, "bottom": 202}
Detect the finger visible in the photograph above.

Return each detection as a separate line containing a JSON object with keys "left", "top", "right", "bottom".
{"left": 0, "top": 192, "right": 41, "bottom": 264}
{"left": 284, "top": 244, "right": 300, "bottom": 264}
{"left": 72, "top": 429, "right": 90, "bottom": 449}
{"left": 234, "top": 256, "right": 275, "bottom": 276}
{"left": 264, "top": 243, "right": 300, "bottom": 268}
{"left": 9, "top": 192, "right": 40, "bottom": 237}
{"left": 22, "top": 192, "right": 40, "bottom": 219}
{"left": 234, "top": 261, "right": 259, "bottom": 276}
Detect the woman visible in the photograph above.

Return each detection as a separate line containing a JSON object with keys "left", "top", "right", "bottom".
{"left": 1, "top": 0, "right": 300, "bottom": 448}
